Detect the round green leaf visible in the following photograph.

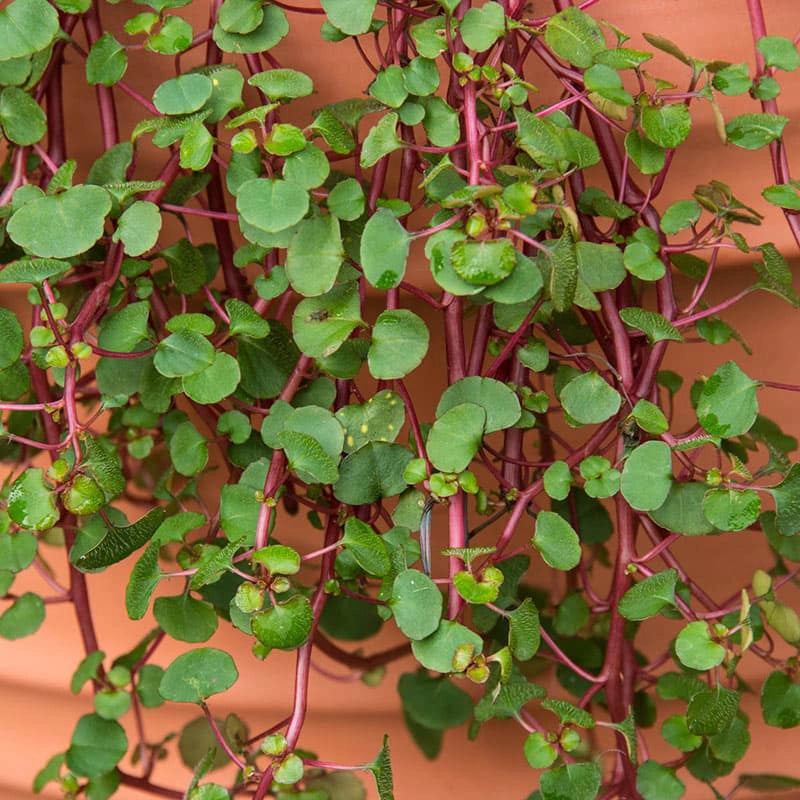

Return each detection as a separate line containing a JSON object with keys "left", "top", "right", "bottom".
{"left": 725, "top": 112, "right": 788, "bottom": 150}
{"left": 94, "top": 688, "right": 131, "bottom": 720}
{"left": 436, "top": 376, "right": 521, "bottom": 433}
{"left": 641, "top": 103, "right": 692, "bottom": 149}
{"left": 426, "top": 402, "right": 485, "bottom": 473}
{"left": 154, "top": 330, "right": 215, "bottom": 378}
{"left": 661, "top": 714, "right": 703, "bottom": 752}
{"left": 361, "top": 208, "right": 410, "bottom": 290}
{"left": 279, "top": 429, "right": 339, "bottom": 485}
{"left": 334, "top": 441, "right": 412, "bottom": 505}
{"left": 286, "top": 214, "right": 343, "bottom": 297}
{"left": 560, "top": 372, "right": 622, "bottom": 425}
{"left": 292, "top": 282, "right": 362, "bottom": 359}
{"left": 0, "top": 86, "right": 46, "bottom": 145}
{"left": 0, "top": 530, "right": 37, "bottom": 573}
{"left": 623, "top": 243, "right": 666, "bottom": 282}
{"left": 153, "top": 74, "right": 213, "bottom": 115}
{"left": 341, "top": 517, "right": 391, "bottom": 577}
{"left": 0, "top": 307, "right": 24, "bottom": 369}
{"left": 761, "top": 670, "right": 800, "bottom": 728}
{"left": 390, "top": 569, "right": 442, "bottom": 640}
{"left": 113, "top": 201, "right": 161, "bottom": 257}
{"left": 213, "top": 3, "right": 288, "bottom": 53}
{"left": 368, "top": 308, "right": 429, "bottom": 379}
{"left": 63, "top": 475, "right": 105, "bottom": 516}
{"left": 0, "top": 0, "right": 59, "bottom": 61}
{"left": 66, "top": 714, "right": 128, "bottom": 778}
{"left": 687, "top": 686, "right": 740, "bottom": 736}
{"left": 660, "top": 200, "right": 702, "bottom": 235}
{"left": 0, "top": 591, "right": 45, "bottom": 639}
{"left": 252, "top": 594, "right": 313, "bottom": 650}
{"left": 248, "top": 68, "right": 313, "bottom": 98}
{"left": 411, "top": 619, "right": 483, "bottom": 673}
{"left": 236, "top": 178, "right": 309, "bottom": 233}
{"left": 460, "top": 1, "right": 505, "bottom": 53}
{"left": 621, "top": 441, "right": 673, "bottom": 511}
{"left": 702, "top": 488, "right": 760, "bottom": 531}
{"left": 533, "top": 511, "right": 581, "bottom": 571}
{"left": 328, "top": 177, "right": 365, "bottom": 221}
{"left": 539, "top": 762, "right": 602, "bottom": 800}
{"left": 675, "top": 621, "right": 725, "bottom": 671}
{"left": 649, "top": 481, "right": 716, "bottom": 536}
{"left": 636, "top": 760, "right": 685, "bottom": 800}
{"left": 397, "top": 670, "right": 472, "bottom": 729}
{"left": 618, "top": 569, "right": 678, "bottom": 621}
{"left": 86, "top": 32, "right": 127, "bottom": 87}
{"left": 153, "top": 594, "right": 219, "bottom": 642}
{"left": 697, "top": 361, "right": 759, "bottom": 437}
{"left": 336, "top": 390, "right": 405, "bottom": 453}
{"left": 159, "top": 648, "right": 238, "bottom": 703}
{"left": 450, "top": 238, "right": 517, "bottom": 286}
{"left": 320, "top": 0, "right": 377, "bottom": 36}
{"left": 543, "top": 461, "right": 571, "bottom": 501}
{"left": 544, "top": 6, "right": 605, "bottom": 68}
{"left": 7, "top": 468, "right": 58, "bottom": 531}
{"left": 7, "top": 185, "right": 111, "bottom": 259}
{"left": 524, "top": 732, "right": 557, "bottom": 768}
{"left": 182, "top": 351, "right": 241, "bottom": 404}
{"left": 169, "top": 422, "right": 208, "bottom": 477}
{"left": 576, "top": 241, "right": 626, "bottom": 291}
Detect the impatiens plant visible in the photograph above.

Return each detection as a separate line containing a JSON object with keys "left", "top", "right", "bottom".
{"left": 2, "top": 0, "right": 800, "bottom": 797}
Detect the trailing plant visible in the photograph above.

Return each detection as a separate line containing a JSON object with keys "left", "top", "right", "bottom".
{"left": 2, "top": 0, "right": 800, "bottom": 797}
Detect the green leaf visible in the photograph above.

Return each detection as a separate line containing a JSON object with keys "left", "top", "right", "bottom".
{"left": 452, "top": 571, "right": 499, "bottom": 604}
{"left": 584, "top": 63, "right": 633, "bottom": 105}
{"left": 341, "top": 518, "right": 391, "bottom": 576}
{"left": 619, "top": 569, "right": 678, "bottom": 620}
{"left": 0, "top": 308, "right": 23, "bottom": 371}
{"left": 155, "top": 330, "right": 214, "bottom": 378}
{"left": 369, "top": 64, "right": 407, "bottom": 107}
{"left": 619, "top": 307, "right": 681, "bottom": 343}
{"left": 637, "top": 761, "right": 685, "bottom": 800}
{"left": 159, "top": 648, "right": 238, "bottom": 704}
{"left": 450, "top": 238, "right": 516, "bottom": 287}
{"left": 697, "top": 361, "right": 759, "bottom": 437}
{"left": 755, "top": 242, "right": 799, "bottom": 306}
{"left": 533, "top": 511, "right": 581, "bottom": 571}
{"left": 125, "top": 543, "right": 161, "bottom": 619}
{"left": 621, "top": 441, "right": 673, "bottom": 511}
{"left": 0, "top": 0, "right": 59, "bottom": 61}
{"left": 561, "top": 372, "right": 621, "bottom": 425}
{"left": 0, "top": 87, "right": 46, "bottom": 145}
{"left": 0, "top": 257, "right": 70, "bottom": 285}
{"left": 252, "top": 594, "right": 313, "bottom": 650}
{"left": 712, "top": 63, "right": 751, "bottom": 96}
{"left": 675, "top": 621, "right": 725, "bottom": 671}
{"left": 543, "top": 461, "right": 571, "bottom": 501}
{"left": 398, "top": 670, "right": 472, "bottom": 729}
{"left": 726, "top": 113, "right": 788, "bottom": 150}
{"left": 153, "top": 74, "right": 213, "bottom": 115}
{"left": 649, "top": 481, "right": 715, "bottom": 536}
{"left": 641, "top": 103, "right": 691, "bottom": 149}
{"left": 426, "top": 402, "right": 485, "bottom": 473}
{"left": 460, "top": 2, "right": 505, "bottom": 53}
{"left": 625, "top": 129, "right": 666, "bottom": 174}
{"left": 390, "top": 569, "right": 442, "bottom": 640}
{"left": 367, "top": 308, "right": 429, "bottom": 379}
{"left": 213, "top": 4, "right": 288, "bottom": 53}
{"left": 709, "top": 715, "right": 750, "bottom": 762}
{"left": 0, "top": 591, "right": 45, "bottom": 639}
{"left": 218, "top": 0, "right": 262, "bottom": 34}
{"left": 539, "top": 762, "right": 602, "bottom": 800}
{"left": 630, "top": 399, "right": 668, "bottom": 435}
{"left": 770, "top": 463, "right": 800, "bottom": 535}
{"left": 541, "top": 698, "right": 595, "bottom": 728}
{"left": 412, "top": 619, "right": 483, "bottom": 673}
{"left": 360, "top": 112, "right": 403, "bottom": 168}
{"left": 7, "top": 468, "right": 58, "bottom": 531}
{"left": 86, "top": 33, "right": 127, "bottom": 86}
{"left": 508, "top": 598, "right": 540, "bottom": 660}
{"left": 292, "top": 282, "right": 362, "bottom": 359}
{"left": 367, "top": 735, "right": 394, "bottom": 800}
{"left": 757, "top": 36, "right": 800, "bottom": 71}
{"left": 182, "top": 351, "right": 241, "bottom": 405}
{"left": 623, "top": 242, "right": 665, "bottom": 281}
{"left": 286, "top": 214, "right": 343, "bottom": 297}
{"left": 180, "top": 121, "right": 214, "bottom": 171}
{"left": 162, "top": 238, "right": 208, "bottom": 295}
{"left": 436, "top": 376, "right": 521, "bottom": 433}
{"left": 321, "top": 0, "right": 377, "bottom": 36}
{"left": 575, "top": 242, "right": 625, "bottom": 292}
{"left": 661, "top": 714, "right": 703, "bottom": 752}
{"left": 334, "top": 442, "right": 412, "bottom": 504}
{"left": 660, "top": 200, "right": 701, "bottom": 235}
{"left": 113, "top": 201, "right": 161, "bottom": 257}
{"left": 252, "top": 544, "right": 300, "bottom": 576}
{"left": 169, "top": 422, "right": 208, "bottom": 477}
{"left": 702, "top": 488, "right": 760, "bottom": 531}
{"left": 75, "top": 508, "right": 166, "bottom": 571}
{"left": 548, "top": 229, "right": 578, "bottom": 312}
{"left": 544, "top": 6, "right": 605, "bottom": 68}
{"left": 361, "top": 208, "right": 410, "bottom": 290}
{"left": 761, "top": 670, "right": 800, "bottom": 728}
{"left": 763, "top": 182, "right": 800, "bottom": 211}
{"left": 8, "top": 185, "right": 111, "bottom": 259}
{"left": 738, "top": 773, "right": 800, "bottom": 791}
{"left": 236, "top": 177, "right": 308, "bottom": 233}
{"left": 327, "top": 177, "right": 365, "bottom": 221}
{"left": 687, "top": 686, "right": 739, "bottom": 736}
{"left": 248, "top": 68, "right": 313, "bottom": 99}
{"left": 336, "top": 390, "right": 404, "bottom": 453}
{"left": 279, "top": 429, "right": 339, "bottom": 484}
{"left": 154, "top": 594, "right": 218, "bottom": 643}
{"left": 0, "top": 531, "right": 36, "bottom": 573}
{"left": 66, "top": 715, "right": 128, "bottom": 778}
{"left": 524, "top": 732, "right": 558, "bottom": 768}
